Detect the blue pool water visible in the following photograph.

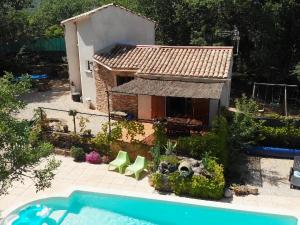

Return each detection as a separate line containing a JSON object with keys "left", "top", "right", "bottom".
{"left": 2, "top": 191, "right": 298, "bottom": 225}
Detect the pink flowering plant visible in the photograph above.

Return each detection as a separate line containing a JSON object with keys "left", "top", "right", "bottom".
{"left": 85, "top": 150, "right": 101, "bottom": 164}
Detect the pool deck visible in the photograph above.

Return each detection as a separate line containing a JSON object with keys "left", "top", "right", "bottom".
{"left": 1, "top": 155, "right": 300, "bottom": 221}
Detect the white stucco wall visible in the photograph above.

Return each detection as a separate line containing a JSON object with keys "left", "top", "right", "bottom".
{"left": 64, "top": 22, "right": 81, "bottom": 93}
{"left": 209, "top": 79, "right": 232, "bottom": 125}
{"left": 138, "top": 95, "right": 152, "bottom": 120}
{"left": 63, "top": 5, "right": 155, "bottom": 106}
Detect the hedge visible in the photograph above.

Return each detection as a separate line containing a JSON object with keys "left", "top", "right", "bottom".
{"left": 260, "top": 125, "right": 300, "bottom": 148}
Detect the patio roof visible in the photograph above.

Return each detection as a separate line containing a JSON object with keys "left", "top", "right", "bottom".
{"left": 110, "top": 78, "right": 224, "bottom": 99}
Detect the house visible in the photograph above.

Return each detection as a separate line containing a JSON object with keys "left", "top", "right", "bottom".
{"left": 61, "top": 3, "right": 155, "bottom": 107}
{"left": 62, "top": 4, "right": 233, "bottom": 126}
{"left": 94, "top": 45, "right": 233, "bottom": 126}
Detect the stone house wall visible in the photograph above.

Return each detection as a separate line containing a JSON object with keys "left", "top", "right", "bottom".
{"left": 94, "top": 63, "right": 138, "bottom": 116}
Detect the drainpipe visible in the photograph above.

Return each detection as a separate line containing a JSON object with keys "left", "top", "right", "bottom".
{"left": 106, "top": 90, "right": 111, "bottom": 135}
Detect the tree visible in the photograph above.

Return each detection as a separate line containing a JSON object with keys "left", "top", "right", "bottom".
{"left": 0, "top": 0, "right": 33, "bottom": 45}
{"left": 0, "top": 72, "right": 60, "bottom": 195}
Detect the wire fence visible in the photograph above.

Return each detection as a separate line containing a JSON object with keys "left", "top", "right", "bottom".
{"left": 37, "top": 107, "right": 109, "bottom": 135}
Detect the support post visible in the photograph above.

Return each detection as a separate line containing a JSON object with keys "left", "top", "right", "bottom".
{"left": 252, "top": 83, "right": 256, "bottom": 98}
{"left": 106, "top": 91, "right": 111, "bottom": 134}
{"left": 284, "top": 85, "right": 288, "bottom": 117}
{"left": 218, "top": 99, "right": 221, "bottom": 117}
{"left": 73, "top": 115, "right": 76, "bottom": 134}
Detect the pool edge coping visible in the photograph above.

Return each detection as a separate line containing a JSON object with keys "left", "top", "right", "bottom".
{"left": 2, "top": 186, "right": 300, "bottom": 224}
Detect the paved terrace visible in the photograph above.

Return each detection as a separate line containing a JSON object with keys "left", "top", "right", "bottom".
{"left": 1, "top": 155, "right": 300, "bottom": 219}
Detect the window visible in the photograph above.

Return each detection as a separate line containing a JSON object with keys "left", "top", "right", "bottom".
{"left": 86, "top": 60, "right": 93, "bottom": 71}
{"left": 116, "top": 75, "right": 134, "bottom": 86}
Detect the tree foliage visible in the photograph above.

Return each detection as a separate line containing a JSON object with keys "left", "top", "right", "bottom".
{"left": 0, "top": 73, "right": 60, "bottom": 195}
{"left": 230, "top": 95, "right": 264, "bottom": 151}
{"left": 1, "top": 0, "right": 300, "bottom": 83}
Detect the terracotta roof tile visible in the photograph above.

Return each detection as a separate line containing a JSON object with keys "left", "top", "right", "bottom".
{"left": 94, "top": 45, "right": 233, "bottom": 79}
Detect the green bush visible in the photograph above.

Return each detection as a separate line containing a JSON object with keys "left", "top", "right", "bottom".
{"left": 176, "top": 135, "right": 202, "bottom": 157}
{"left": 70, "top": 146, "right": 85, "bottom": 162}
{"left": 150, "top": 173, "right": 165, "bottom": 190}
{"left": 153, "top": 157, "right": 225, "bottom": 200}
{"left": 210, "top": 116, "right": 230, "bottom": 168}
{"left": 260, "top": 125, "right": 300, "bottom": 148}
{"left": 35, "top": 142, "right": 55, "bottom": 158}
{"left": 92, "top": 120, "right": 145, "bottom": 155}
{"left": 160, "top": 155, "right": 179, "bottom": 165}
{"left": 29, "top": 126, "right": 42, "bottom": 147}
{"left": 230, "top": 95, "right": 264, "bottom": 150}
{"left": 151, "top": 144, "right": 161, "bottom": 171}
{"left": 175, "top": 116, "right": 229, "bottom": 168}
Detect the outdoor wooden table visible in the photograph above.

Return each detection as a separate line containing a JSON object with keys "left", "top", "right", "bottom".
{"left": 166, "top": 117, "right": 203, "bottom": 136}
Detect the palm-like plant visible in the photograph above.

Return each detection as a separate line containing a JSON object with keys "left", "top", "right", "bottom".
{"left": 163, "top": 140, "right": 177, "bottom": 155}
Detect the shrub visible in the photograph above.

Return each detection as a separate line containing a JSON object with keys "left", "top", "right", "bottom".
{"left": 260, "top": 125, "right": 300, "bottom": 148}
{"left": 230, "top": 95, "right": 264, "bottom": 150}
{"left": 70, "top": 146, "right": 85, "bottom": 162}
{"left": 175, "top": 117, "right": 229, "bottom": 168}
{"left": 210, "top": 116, "right": 230, "bottom": 168}
{"left": 153, "top": 119, "right": 167, "bottom": 151}
{"left": 47, "top": 132, "right": 90, "bottom": 150}
{"left": 92, "top": 120, "right": 145, "bottom": 155}
{"left": 165, "top": 157, "right": 225, "bottom": 200}
{"left": 118, "top": 120, "right": 145, "bottom": 143}
{"left": 150, "top": 173, "right": 171, "bottom": 192}
{"left": 151, "top": 144, "right": 161, "bottom": 172}
{"left": 35, "top": 142, "right": 55, "bottom": 158}
{"left": 86, "top": 151, "right": 101, "bottom": 164}
{"left": 160, "top": 155, "right": 179, "bottom": 165}
{"left": 29, "top": 126, "right": 42, "bottom": 147}
{"left": 92, "top": 122, "right": 121, "bottom": 155}
{"left": 176, "top": 135, "right": 202, "bottom": 157}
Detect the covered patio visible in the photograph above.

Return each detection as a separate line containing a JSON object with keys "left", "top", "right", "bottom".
{"left": 109, "top": 77, "right": 225, "bottom": 135}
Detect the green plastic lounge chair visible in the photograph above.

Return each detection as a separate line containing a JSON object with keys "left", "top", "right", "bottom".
{"left": 108, "top": 151, "right": 130, "bottom": 173}
{"left": 125, "top": 156, "right": 147, "bottom": 180}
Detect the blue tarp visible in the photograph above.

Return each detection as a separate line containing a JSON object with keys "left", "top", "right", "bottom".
{"left": 30, "top": 74, "right": 48, "bottom": 80}
{"left": 17, "top": 74, "right": 48, "bottom": 80}
{"left": 248, "top": 146, "right": 300, "bottom": 158}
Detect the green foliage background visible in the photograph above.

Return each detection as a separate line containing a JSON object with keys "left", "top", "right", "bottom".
{"left": 1, "top": 0, "right": 300, "bottom": 82}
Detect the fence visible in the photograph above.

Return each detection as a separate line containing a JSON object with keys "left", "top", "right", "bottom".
{"left": 37, "top": 107, "right": 109, "bottom": 135}
{"left": 0, "top": 38, "right": 66, "bottom": 54}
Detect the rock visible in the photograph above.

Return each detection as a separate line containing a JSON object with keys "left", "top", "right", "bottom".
{"left": 192, "top": 167, "right": 202, "bottom": 175}
{"left": 232, "top": 185, "right": 259, "bottom": 196}
{"left": 158, "top": 161, "right": 169, "bottom": 174}
{"left": 224, "top": 188, "right": 233, "bottom": 198}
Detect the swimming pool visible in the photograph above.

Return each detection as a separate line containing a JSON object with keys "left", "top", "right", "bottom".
{"left": 2, "top": 191, "right": 298, "bottom": 225}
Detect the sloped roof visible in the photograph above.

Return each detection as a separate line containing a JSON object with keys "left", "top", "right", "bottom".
{"left": 61, "top": 3, "right": 154, "bottom": 24}
{"left": 111, "top": 78, "right": 224, "bottom": 99}
{"left": 94, "top": 45, "right": 233, "bottom": 79}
